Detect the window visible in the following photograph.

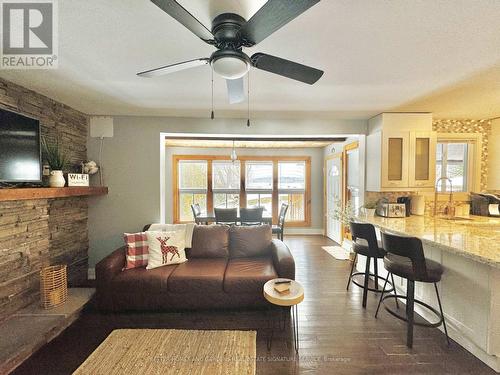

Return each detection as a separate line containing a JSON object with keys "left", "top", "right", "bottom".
{"left": 246, "top": 161, "right": 273, "bottom": 217}
{"left": 212, "top": 161, "right": 240, "bottom": 210}
{"left": 178, "top": 160, "right": 207, "bottom": 221}
{"left": 173, "top": 156, "right": 310, "bottom": 225}
{"left": 278, "top": 161, "right": 306, "bottom": 221}
{"left": 245, "top": 161, "right": 273, "bottom": 190}
{"left": 436, "top": 142, "right": 469, "bottom": 192}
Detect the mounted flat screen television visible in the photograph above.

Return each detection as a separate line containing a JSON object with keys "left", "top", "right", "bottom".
{"left": 0, "top": 109, "right": 42, "bottom": 183}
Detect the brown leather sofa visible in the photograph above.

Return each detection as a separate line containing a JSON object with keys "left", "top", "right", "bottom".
{"left": 96, "top": 224, "right": 295, "bottom": 311}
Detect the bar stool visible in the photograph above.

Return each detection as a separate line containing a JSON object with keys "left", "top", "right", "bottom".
{"left": 347, "top": 222, "right": 398, "bottom": 308}
{"left": 376, "top": 231, "right": 450, "bottom": 348}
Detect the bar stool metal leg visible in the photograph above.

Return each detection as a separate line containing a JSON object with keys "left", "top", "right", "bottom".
{"left": 374, "top": 259, "right": 379, "bottom": 291}
{"left": 390, "top": 273, "right": 400, "bottom": 309}
{"left": 375, "top": 272, "right": 390, "bottom": 318}
{"left": 434, "top": 283, "right": 450, "bottom": 346}
{"left": 346, "top": 253, "right": 357, "bottom": 291}
{"left": 406, "top": 280, "right": 415, "bottom": 348}
{"left": 362, "top": 257, "right": 371, "bottom": 308}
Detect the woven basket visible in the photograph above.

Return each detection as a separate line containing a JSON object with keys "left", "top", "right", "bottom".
{"left": 40, "top": 265, "right": 68, "bottom": 309}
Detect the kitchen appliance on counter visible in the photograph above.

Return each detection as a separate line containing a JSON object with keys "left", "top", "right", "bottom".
{"left": 376, "top": 198, "right": 406, "bottom": 218}
{"left": 397, "top": 196, "right": 412, "bottom": 217}
{"left": 471, "top": 193, "right": 500, "bottom": 217}
{"left": 410, "top": 195, "right": 425, "bottom": 216}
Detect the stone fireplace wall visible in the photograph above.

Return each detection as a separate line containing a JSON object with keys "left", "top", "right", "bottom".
{"left": 0, "top": 78, "right": 89, "bottom": 321}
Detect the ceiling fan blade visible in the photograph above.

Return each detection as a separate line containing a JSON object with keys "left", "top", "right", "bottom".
{"left": 240, "top": 0, "right": 320, "bottom": 45}
{"left": 137, "top": 58, "right": 209, "bottom": 77}
{"left": 151, "top": 0, "right": 214, "bottom": 42}
{"left": 226, "top": 78, "right": 245, "bottom": 104}
{"left": 251, "top": 53, "right": 323, "bottom": 84}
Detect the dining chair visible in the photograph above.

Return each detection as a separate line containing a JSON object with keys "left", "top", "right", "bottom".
{"left": 240, "top": 207, "right": 264, "bottom": 225}
{"left": 272, "top": 203, "right": 289, "bottom": 241}
{"left": 214, "top": 208, "right": 238, "bottom": 225}
{"left": 191, "top": 203, "right": 202, "bottom": 224}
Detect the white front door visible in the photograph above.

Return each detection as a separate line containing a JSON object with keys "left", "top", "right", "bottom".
{"left": 326, "top": 156, "right": 342, "bottom": 244}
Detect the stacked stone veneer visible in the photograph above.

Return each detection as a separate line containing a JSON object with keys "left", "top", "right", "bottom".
{"left": 365, "top": 119, "right": 492, "bottom": 215}
{"left": 0, "top": 78, "right": 89, "bottom": 321}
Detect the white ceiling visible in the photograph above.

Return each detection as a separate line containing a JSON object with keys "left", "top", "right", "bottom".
{"left": 1, "top": 0, "right": 499, "bottom": 119}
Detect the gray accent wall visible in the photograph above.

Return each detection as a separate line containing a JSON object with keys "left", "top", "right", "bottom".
{"left": 87, "top": 116, "right": 367, "bottom": 266}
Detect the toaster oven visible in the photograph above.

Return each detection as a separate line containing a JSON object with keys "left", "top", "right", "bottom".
{"left": 376, "top": 203, "right": 406, "bottom": 218}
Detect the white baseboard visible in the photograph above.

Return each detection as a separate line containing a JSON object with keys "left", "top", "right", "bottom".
{"left": 88, "top": 268, "right": 95, "bottom": 280}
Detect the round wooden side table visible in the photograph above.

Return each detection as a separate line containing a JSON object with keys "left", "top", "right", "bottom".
{"left": 263, "top": 278, "right": 304, "bottom": 353}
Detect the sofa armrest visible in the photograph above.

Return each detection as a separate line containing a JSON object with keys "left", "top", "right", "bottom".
{"left": 271, "top": 239, "right": 295, "bottom": 280}
{"left": 95, "top": 247, "right": 126, "bottom": 285}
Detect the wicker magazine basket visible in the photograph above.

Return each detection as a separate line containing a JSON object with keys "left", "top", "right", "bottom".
{"left": 40, "top": 265, "right": 68, "bottom": 309}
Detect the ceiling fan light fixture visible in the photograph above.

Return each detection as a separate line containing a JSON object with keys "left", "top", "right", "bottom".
{"left": 210, "top": 50, "right": 250, "bottom": 80}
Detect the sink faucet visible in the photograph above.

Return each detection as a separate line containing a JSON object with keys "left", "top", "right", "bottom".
{"left": 434, "top": 177, "right": 453, "bottom": 217}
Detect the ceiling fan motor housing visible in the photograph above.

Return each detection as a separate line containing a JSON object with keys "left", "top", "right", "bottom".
{"left": 211, "top": 13, "right": 249, "bottom": 48}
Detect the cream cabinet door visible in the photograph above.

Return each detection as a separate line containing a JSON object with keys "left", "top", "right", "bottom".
{"left": 381, "top": 132, "right": 409, "bottom": 188}
{"left": 409, "top": 131, "right": 436, "bottom": 188}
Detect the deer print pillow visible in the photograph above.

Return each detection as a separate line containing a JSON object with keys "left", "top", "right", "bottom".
{"left": 146, "top": 230, "right": 187, "bottom": 269}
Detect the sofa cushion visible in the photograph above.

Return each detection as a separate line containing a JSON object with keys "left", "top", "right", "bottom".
{"left": 111, "top": 264, "right": 176, "bottom": 292}
{"left": 224, "top": 256, "right": 278, "bottom": 294}
{"left": 229, "top": 225, "right": 272, "bottom": 258}
{"left": 168, "top": 258, "right": 228, "bottom": 293}
{"left": 190, "top": 225, "right": 230, "bottom": 258}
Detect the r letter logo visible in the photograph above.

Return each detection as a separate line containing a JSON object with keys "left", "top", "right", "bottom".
{"left": 1, "top": 0, "right": 58, "bottom": 69}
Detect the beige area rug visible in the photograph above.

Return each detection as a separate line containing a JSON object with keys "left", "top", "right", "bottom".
{"left": 322, "top": 246, "right": 351, "bottom": 260}
{"left": 73, "top": 329, "right": 256, "bottom": 375}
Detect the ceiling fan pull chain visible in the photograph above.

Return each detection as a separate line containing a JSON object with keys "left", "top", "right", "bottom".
{"left": 211, "top": 68, "right": 214, "bottom": 119}
{"left": 247, "top": 71, "right": 250, "bottom": 127}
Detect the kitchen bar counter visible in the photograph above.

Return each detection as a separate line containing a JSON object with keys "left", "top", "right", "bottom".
{"left": 354, "top": 214, "right": 500, "bottom": 372}
{"left": 358, "top": 215, "right": 500, "bottom": 268}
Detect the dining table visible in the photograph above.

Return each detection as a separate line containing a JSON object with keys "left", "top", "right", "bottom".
{"left": 196, "top": 211, "right": 273, "bottom": 224}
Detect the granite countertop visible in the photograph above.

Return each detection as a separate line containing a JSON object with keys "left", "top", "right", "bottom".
{"left": 356, "top": 214, "right": 500, "bottom": 268}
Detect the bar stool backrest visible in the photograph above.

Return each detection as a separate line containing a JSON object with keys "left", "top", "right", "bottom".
{"left": 381, "top": 231, "right": 428, "bottom": 280}
{"left": 349, "top": 222, "right": 380, "bottom": 257}
{"left": 214, "top": 208, "right": 238, "bottom": 225}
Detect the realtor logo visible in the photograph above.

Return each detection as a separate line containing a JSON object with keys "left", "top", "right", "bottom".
{"left": 1, "top": 0, "right": 58, "bottom": 69}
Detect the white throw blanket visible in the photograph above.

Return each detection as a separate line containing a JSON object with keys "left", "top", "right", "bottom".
{"left": 147, "top": 223, "right": 195, "bottom": 248}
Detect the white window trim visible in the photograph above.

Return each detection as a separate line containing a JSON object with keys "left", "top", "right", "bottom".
{"left": 437, "top": 132, "right": 482, "bottom": 196}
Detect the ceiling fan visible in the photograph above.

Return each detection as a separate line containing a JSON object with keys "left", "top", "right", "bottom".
{"left": 137, "top": 0, "right": 324, "bottom": 104}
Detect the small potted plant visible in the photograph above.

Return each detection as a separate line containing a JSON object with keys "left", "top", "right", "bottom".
{"left": 42, "top": 137, "right": 69, "bottom": 187}
{"left": 362, "top": 201, "right": 377, "bottom": 217}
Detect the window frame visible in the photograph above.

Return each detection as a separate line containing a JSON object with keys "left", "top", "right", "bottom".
{"left": 277, "top": 161, "right": 307, "bottom": 222}
{"left": 436, "top": 133, "right": 482, "bottom": 196}
{"left": 172, "top": 155, "right": 311, "bottom": 226}
{"left": 176, "top": 160, "right": 208, "bottom": 221}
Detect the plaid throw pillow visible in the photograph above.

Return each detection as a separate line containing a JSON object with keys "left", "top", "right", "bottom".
{"left": 123, "top": 232, "right": 149, "bottom": 270}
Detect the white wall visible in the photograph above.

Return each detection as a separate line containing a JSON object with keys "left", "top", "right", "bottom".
{"left": 488, "top": 118, "right": 500, "bottom": 191}
{"left": 164, "top": 146, "right": 324, "bottom": 230}
{"left": 87, "top": 116, "right": 367, "bottom": 266}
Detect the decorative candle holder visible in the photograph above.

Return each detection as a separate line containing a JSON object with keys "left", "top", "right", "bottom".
{"left": 40, "top": 265, "right": 68, "bottom": 309}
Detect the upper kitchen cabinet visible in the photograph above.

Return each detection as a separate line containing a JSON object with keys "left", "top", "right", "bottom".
{"left": 366, "top": 113, "right": 436, "bottom": 192}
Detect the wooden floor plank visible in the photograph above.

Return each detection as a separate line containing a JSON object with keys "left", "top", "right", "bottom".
{"left": 11, "top": 235, "right": 496, "bottom": 374}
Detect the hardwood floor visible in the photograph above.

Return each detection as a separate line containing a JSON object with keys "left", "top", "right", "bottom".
{"left": 12, "top": 235, "right": 495, "bottom": 374}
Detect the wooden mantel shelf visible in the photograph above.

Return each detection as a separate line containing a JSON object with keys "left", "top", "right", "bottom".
{"left": 0, "top": 186, "right": 108, "bottom": 202}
